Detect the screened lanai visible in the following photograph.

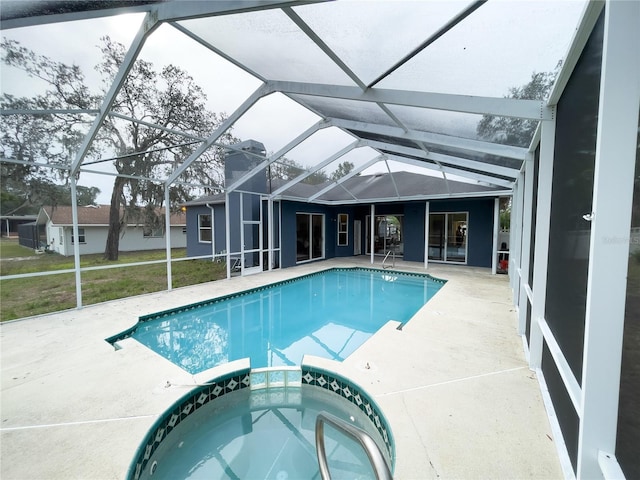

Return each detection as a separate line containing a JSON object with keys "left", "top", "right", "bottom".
{"left": 1, "top": 0, "right": 582, "bottom": 282}
{"left": 1, "top": 1, "right": 639, "bottom": 479}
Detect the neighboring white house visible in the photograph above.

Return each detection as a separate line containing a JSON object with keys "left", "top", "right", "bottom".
{"left": 36, "top": 205, "right": 187, "bottom": 256}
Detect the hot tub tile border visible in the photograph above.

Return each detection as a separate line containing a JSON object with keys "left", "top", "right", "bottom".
{"left": 301, "top": 364, "right": 395, "bottom": 462}
{"left": 128, "top": 367, "right": 251, "bottom": 480}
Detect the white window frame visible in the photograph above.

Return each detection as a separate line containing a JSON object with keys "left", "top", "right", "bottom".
{"left": 198, "top": 214, "right": 212, "bottom": 243}
{"left": 337, "top": 213, "right": 348, "bottom": 246}
{"left": 71, "top": 227, "right": 85, "bottom": 244}
{"left": 428, "top": 211, "right": 469, "bottom": 264}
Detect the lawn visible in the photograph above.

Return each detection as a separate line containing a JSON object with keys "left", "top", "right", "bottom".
{"left": 0, "top": 238, "right": 227, "bottom": 321}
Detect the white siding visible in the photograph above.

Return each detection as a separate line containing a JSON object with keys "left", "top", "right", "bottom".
{"left": 52, "top": 224, "right": 186, "bottom": 256}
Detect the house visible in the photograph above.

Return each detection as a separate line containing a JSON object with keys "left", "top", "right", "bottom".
{"left": 0, "top": 215, "right": 37, "bottom": 239}
{"left": 183, "top": 140, "right": 510, "bottom": 273}
{"left": 34, "top": 205, "right": 187, "bottom": 256}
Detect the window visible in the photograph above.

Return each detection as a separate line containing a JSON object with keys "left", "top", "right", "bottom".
{"left": 143, "top": 226, "right": 164, "bottom": 238}
{"left": 71, "top": 228, "right": 85, "bottom": 244}
{"left": 198, "top": 214, "right": 212, "bottom": 243}
{"left": 428, "top": 212, "right": 468, "bottom": 263}
{"left": 337, "top": 213, "right": 348, "bottom": 246}
{"left": 296, "top": 213, "right": 324, "bottom": 262}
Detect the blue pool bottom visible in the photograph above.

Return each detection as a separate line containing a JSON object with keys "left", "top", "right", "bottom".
{"left": 111, "top": 267, "right": 445, "bottom": 374}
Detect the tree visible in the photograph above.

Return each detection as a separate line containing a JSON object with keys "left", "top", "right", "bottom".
{"left": 267, "top": 158, "right": 356, "bottom": 188}
{"left": 477, "top": 70, "right": 557, "bottom": 148}
{"left": 268, "top": 156, "right": 329, "bottom": 186}
{"left": 2, "top": 38, "right": 236, "bottom": 260}
{"left": 330, "top": 161, "right": 355, "bottom": 181}
{"left": 1, "top": 40, "right": 100, "bottom": 215}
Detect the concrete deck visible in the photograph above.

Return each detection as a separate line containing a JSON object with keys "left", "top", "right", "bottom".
{"left": 0, "top": 258, "right": 562, "bottom": 479}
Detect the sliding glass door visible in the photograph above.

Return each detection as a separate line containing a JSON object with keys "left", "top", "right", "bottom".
{"left": 296, "top": 213, "right": 324, "bottom": 263}
{"left": 365, "top": 215, "right": 404, "bottom": 256}
{"left": 428, "top": 212, "right": 468, "bottom": 263}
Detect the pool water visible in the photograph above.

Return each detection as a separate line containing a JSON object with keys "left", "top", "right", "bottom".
{"left": 142, "top": 385, "right": 387, "bottom": 480}
{"left": 129, "top": 268, "right": 444, "bottom": 373}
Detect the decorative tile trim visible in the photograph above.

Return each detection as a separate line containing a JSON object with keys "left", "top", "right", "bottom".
{"left": 106, "top": 267, "right": 445, "bottom": 345}
{"left": 301, "top": 365, "right": 395, "bottom": 464}
{"left": 127, "top": 367, "right": 251, "bottom": 480}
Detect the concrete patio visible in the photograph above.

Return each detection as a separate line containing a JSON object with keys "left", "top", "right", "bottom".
{"left": 0, "top": 258, "right": 562, "bottom": 479}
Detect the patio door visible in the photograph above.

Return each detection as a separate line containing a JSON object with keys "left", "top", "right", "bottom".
{"left": 296, "top": 213, "right": 324, "bottom": 263}
{"left": 365, "top": 215, "right": 404, "bottom": 256}
{"left": 428, "top": 212, "right": 468, "bottom": 263}
{"left": 241, "top": 192, "right": 262, "bottom": 276}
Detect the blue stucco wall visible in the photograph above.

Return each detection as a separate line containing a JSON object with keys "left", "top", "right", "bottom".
{"left": 428, "top": 198, "right": 495, "bottom": 268}
{"left": 348, "top": 199, "right": 496, "bottom": 267}
{"left": 281, "top": 201, "right": 332, "bottom": 268}
{"left": 187, "top": 197, "right": 496, "bottom": 269}
{"left": 185, "top": 204, "right": 226, "bottom": 257}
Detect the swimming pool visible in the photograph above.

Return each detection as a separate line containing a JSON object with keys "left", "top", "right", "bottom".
{"left": 110, "top": 267, "right": 445, "bottom": 374}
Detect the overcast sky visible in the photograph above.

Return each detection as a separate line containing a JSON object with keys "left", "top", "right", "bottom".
{"left": 0, "top": 1, "right": 587, "bottom": 204}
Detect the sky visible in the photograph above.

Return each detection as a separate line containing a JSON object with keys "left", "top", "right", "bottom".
{"left": 0, "top": 1, "right": 587, "bottom": 205}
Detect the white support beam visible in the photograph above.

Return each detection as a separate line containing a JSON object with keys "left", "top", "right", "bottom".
{"left": 367, "top": 0, "right": 487, "bottom": 88}
{"left": 384, "top": 153, "right": 514, "bottom": 189}
{"left": 270, "top": 141, "right": 359, "bottom": 196}
{"left": 509, "top": 172, "right": 524, "bottom": 297}
{"left": 578, "top": 1, "right": 640, "bottom": 477}
{"left": 164, "top": 186, "right": 173, "bottom": 291}
{"left": 492, "top": 197, "right": 499, "bottom": 275}
{"left": 268, "top": 80, "right": 552, "bottom": 120}
{"left": 517, "top": 153, "right": 535, "bottom": 334}
{"left": 108, "top": 111, "right": 205, "bottom": 141}
{"left": 360, "top": 139, "right": 519, "bottom": 179}
{"left": 227, "top": 120, "right": 326, "bottom": 193}
{"left": 71, "top": 12, "right": 160, "bottom": 175}
{"left": 547, "top": 1, "right": 606, "bottom": 106}
{"left": 424, "top": 201, "right": 430, "bottom": 269}
{"left": 69, "top": 175, "right": 82, "bottom": 309}
{"left": 225, "top": 191, "right": 231, "bottom": 279}
{"left": 307, "top": 156, "right": 383, "bottom": 202}
{"left": 169, "top": 21, "right": 267, "bottom": 83}
{"left": 1, "top": 3, "right": 158, "bottom": 29}
{"left": 279, "top": 188, "right": 512, "bottom": 206}
{"left": 529, "top": 111, "right": 557, "bottom": 370}
{"left": 384, "top": 159, "right": 401, "bottom": 198}
{"left": 328, "top": 118, "right": 527, "bottom": 160}
{"left": 156, "top": 0, "right": 325, "bottom": 23}
{"left": 166, "top": 84, "right": 270, "bottom": 186}
{"left": 282, "top": 7, "right": 366, "bottom": 90}
{"left": 370, "top": 205, "right": 375, "bottom": 265}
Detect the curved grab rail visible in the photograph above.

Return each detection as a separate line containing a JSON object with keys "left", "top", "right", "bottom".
{"left": 315, "top": 411, "right": 393, "bottom": 480}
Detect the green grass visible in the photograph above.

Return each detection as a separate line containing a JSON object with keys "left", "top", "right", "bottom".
{"left": 0, "top": 240, "right": 36, "bottom": 259}
{"left": 0, "top": 238, "right": 227, "bottom": 321}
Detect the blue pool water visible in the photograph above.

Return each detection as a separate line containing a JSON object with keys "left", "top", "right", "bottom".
{"left": 128, "top": 268, "right": 444, "bottom": 374}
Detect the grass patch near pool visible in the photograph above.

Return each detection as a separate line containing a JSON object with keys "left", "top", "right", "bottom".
{"left": 0, "top": 239, "right": 227, "bottom": 321}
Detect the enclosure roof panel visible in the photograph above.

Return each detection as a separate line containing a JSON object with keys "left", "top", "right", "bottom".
{"left": 0, "top": 0, "right": 592, "bottom": 203}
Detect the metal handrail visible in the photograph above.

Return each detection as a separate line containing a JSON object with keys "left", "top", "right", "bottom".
{"left": 382, "top": 249, "right": 395, "bottom": 269}
{"left": 315, "top": 411, "right": 393, "bottom": 480}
